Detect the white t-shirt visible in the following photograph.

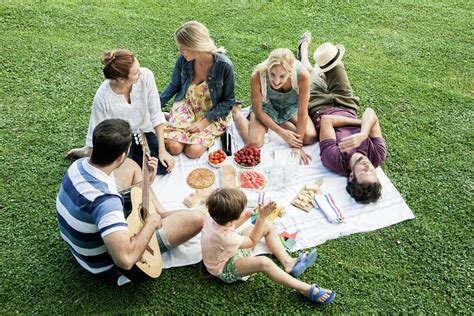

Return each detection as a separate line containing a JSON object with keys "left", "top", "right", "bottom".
{"left": 85, "top": 67, "right": 166, "bottom": 147}
{"left": 201, "top": 215, "right": 244, "bottom": 276}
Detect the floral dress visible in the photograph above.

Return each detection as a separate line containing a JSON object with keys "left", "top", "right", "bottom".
{"left": 164, "top": 82, "right": 230, "bottom": 148}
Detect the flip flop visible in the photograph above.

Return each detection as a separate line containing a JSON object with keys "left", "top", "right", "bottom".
{"left": 308, "top": 284, "right": 336, "bottom": 305}
{"left": 290, "top": 248, "right": 318, "bottom": 277}
{"left": 296, "top": 31, "right": 312, "bottom": 60}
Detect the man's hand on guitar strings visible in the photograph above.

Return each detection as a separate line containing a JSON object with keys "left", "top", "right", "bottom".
{"left": 145, "top": 210, "right": 162, "bottom": 230}
{"left": 145, "top": 153, "right": 159, "bottom": 183}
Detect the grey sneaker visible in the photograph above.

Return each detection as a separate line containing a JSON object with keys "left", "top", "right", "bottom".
{"left": 297, "top": 31, "right": 312, "bottom": 60}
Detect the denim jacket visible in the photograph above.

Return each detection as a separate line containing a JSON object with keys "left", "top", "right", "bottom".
{"left": 160, "top": 53, "right": 235, "bottom": 122}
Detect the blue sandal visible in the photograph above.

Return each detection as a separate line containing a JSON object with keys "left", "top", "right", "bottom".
{"left": 309, "top": 284, "right": 336, "bottom": 305}
{"left": 290, "top": 249, "right": 318, "bottom": 277}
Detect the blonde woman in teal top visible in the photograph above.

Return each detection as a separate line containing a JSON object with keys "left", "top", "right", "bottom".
{"left": 233, "top": 48, "right": 316, "bottom": 164}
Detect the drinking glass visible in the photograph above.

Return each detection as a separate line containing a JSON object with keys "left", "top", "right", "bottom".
{"left": 285, "top": 149, "right": 301, "bottom": 184}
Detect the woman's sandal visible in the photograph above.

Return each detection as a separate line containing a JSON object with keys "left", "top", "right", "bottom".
{"left": 296, "top": 31, "right": 312, "bottom": 60}
{"left": 308, "top": 284, "right": 336, "bottom": 305}
{"left": 290, "top": 249, "right": 318, "bottom": 277}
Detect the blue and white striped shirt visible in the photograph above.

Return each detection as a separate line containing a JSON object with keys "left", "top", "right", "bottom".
{"left": 56, "top": 158, "right": 128, "bottom": 274}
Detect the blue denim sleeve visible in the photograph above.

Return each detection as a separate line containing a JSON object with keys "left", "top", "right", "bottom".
{"left": 205, "top": 62, "right": 235, "bottom": 122}
{"left": 159, "top": 55, "right": 183, "bottom": 107}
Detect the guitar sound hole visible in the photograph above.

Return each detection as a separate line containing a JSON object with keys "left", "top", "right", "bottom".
{"left": 140, "top": 206, "right": 148, "bottom": 223}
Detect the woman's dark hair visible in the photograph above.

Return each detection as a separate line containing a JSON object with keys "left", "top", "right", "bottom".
{"left": 101, "top": 49, "right": 135, "bottom": 79}
{"left": 346, "top": 176, "right": 382, "bottom": 204}
{"left": 90, "top": 119, "right": 132, "bottom": 166}
{"left": 206, "top": 188, "right": 247, "bottom": 225}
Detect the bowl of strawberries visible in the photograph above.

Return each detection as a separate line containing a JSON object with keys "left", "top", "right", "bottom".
{"left": 208, "top": 149, "right": 227, "bottom": 168}
{"left": 234, "top": 145, "right": 261, "bottom": 168}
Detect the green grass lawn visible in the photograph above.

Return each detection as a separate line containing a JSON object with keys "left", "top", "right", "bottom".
{"left": 1, "top": 0, "right": 473, "bottom": 313}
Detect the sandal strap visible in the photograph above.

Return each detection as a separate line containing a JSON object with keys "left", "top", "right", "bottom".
{"left": 314, "top": 285, "right": 328, "bottom": 301}
{"left": 309, "top": 284, "right": 317, "bottom": 301}
{"left": 309, "top": 284, "right": 336, "bottom": 304}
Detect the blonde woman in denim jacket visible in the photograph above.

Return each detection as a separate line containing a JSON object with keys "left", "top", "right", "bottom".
{"left": 160, "top": 21, "right": 235, "bottom": 159}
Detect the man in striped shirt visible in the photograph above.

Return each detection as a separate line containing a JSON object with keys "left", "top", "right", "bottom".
{"left": 57, "top": 119, "right": 204, "bottom": 283}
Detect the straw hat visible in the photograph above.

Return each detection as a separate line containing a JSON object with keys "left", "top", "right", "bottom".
{"left": 313, "top": 42, "right": 345, "bottom": 73}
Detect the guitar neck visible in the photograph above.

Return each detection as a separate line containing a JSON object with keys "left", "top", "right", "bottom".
{"left": 141, "top": 149, "right": 150, "bottom": 212}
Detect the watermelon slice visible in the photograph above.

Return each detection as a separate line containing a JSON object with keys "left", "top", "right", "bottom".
{"left": 239, "top": 170, "right": 265, "bottom": 190}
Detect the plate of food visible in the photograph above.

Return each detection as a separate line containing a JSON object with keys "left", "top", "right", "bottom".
{"left": 208, "top": 149, "right": 227, "bottom": 168}
{"left": 239, "top": 170, "right": 265, "bottom": 190}
{"left": 187, "top": 168, "right": 215, "bottom": 189}
{"left": 234, "top": 145, "right": 261, "bottom": 169}
{"left": 291, "top": 180, "right": 323, "bottom": 212}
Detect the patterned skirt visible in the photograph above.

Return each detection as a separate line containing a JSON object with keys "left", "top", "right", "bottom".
{"left": 164, "top": 81, "right": 230, "bottom": 148}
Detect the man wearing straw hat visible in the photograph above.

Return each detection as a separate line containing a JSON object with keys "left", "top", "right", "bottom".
{"left": 296, "top": 32, "right": 387, "bottom": 204}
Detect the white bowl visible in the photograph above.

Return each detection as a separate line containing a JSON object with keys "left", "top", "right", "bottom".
{"left": 208, "top": 150, "right": 227, "bottom": 168}
{"left": 208, "top": 160, "right": 224, "bottom": 168}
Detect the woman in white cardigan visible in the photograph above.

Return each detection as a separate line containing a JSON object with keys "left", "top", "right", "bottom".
{"left": 65, "top": 49, "right": 174, "bottom": 174}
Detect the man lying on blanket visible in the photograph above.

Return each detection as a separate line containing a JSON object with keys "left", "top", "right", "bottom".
{"left": 297, "top": 32, "right": 387, "bottom": 204}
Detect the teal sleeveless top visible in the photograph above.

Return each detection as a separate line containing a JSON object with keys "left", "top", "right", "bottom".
{"left": 261, "top": 60, "right": 301, "bottom": 124}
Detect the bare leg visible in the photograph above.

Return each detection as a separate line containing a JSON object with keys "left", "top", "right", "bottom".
{"left": 160, "top": 210, "right": 204, "bottom": 247}
{"left": 260, "top": 222, "right": 297, "bottom": 273}
{"left": 231, "top": 105, "right": 251, "bottom": 144}
{"left": 234, "top": 256, "right": 332, "bottom": 301}
{"left": 279, "top": 121, "right": 297, "bottom": 133}
{"left": 299, "top": 35, "right": 317, "bottom": 76}
{"left": 240, "top": 223, "right": 296, "bottom": 273}
{"left": 165, "top": 139, "right": 185, "bottom": 155}
{"left": 184, "top": 144, "right": 208, "bottom": 159}
{"left": 247, "top": 112, "right": 268, "bottom": 147}
{"left": 288, "top": 114, "right": 317, "bottom": 145}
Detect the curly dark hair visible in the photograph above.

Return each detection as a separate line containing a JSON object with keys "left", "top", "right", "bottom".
{"left": 346, "top": 176, "right": 382, "bottom": 204}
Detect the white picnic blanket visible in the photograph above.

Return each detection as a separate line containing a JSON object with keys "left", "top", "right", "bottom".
{"left": 152, "top": 109, "right": 415, "bottom": 268}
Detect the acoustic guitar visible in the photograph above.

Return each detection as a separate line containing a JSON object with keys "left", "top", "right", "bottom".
{"left": 123, "top": 132, "right": 162, "bottom": 280}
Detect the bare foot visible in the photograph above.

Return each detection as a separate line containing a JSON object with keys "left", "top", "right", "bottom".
{"left": 65, "top": 146, "right": 92, "bottom": 160}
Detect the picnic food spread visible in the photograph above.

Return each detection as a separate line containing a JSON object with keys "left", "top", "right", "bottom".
{"left": 234, "top": 145, "right": 261, "bottom": 168}
{"left": 220, "top": 164, "right": 237, "bottom": 188}
{"left": 291, "top": 184, "right": 322, "bottom": 212}
{"left": 187, "top": 168, "right": 215, "bottom": 189}
{"left": 208, "top": 149, "right": 227, "bottom": 168}
{"left": 239, "top": 170, "right": 265, "bottom": 190}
